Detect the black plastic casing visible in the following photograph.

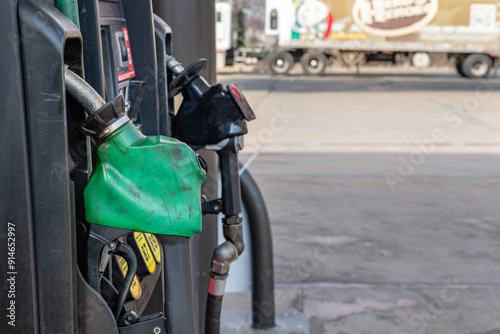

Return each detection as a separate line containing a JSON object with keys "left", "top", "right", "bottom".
{"left": 174, "top": 83, "right": 249, "bottom": 146}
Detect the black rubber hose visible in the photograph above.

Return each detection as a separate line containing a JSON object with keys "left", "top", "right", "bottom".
{"left": 205, "top": 293, "right": 223, "bottom": 334}
{"left": 112, "top": 243, "right": 137, "bottom": 319}
{"left": 240, "top": 166, "right": 276, "bottom": 329}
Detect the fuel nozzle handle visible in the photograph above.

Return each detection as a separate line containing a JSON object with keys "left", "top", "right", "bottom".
{"left": 217, "top": 139, "right": 243, "bottom": 216}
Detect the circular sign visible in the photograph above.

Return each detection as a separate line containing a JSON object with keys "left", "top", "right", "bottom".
{"left": 352, "top": 0, "right": 439, "bottom": 37}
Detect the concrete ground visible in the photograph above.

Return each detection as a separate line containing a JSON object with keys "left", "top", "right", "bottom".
{"left": 217, "top": 68, "right": 500, "bottom": 334}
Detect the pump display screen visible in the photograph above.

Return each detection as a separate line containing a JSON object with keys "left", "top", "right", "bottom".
{"left": 118, "top": 35, "right": 128, "bottom": 63}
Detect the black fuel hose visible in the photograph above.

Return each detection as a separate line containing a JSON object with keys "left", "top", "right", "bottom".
{"left": 240, "top": 166, "right": 275, "bottom": 329}
{"left": 205, "top": 293, "right": 223, "bottom": 334}
{"left": 112, "top": 243, "right": 137, "bottom": 319}
{"left": 203, "top": 167, "right": 275, "bottom": 333}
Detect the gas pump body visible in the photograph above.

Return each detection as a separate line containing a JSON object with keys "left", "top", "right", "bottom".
{"left": 1, "top": 0, "right": 199, "bottom": 332}
{"left": 0, "top": 1, "right": 85, "bottom": 333}
{"left": 2, "top": 1, "right": 272, "bottom": 333}
{"left": 76, "top": 0, "right": 205, "bottom": 333}
{"left": 1, "top": 0, "right": 49, "bottom": 332}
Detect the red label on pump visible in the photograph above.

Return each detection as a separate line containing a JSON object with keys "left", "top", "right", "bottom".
{"left": 118, "top": 27, "right": 135, "bottom": 82}
{"left": 118, "top": 70, "right": 136, "bottom": 82}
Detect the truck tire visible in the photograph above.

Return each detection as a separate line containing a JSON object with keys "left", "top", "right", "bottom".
{"left": 461, "top": 54, "right": 492, "bottom": 78}
{"left": 268, "top": 51, "right": 294, "bottom": 75}
{"left": 455, "top": 61, "right": 466, "bottom": 77}
{"left": 301, "top": 52, "right": 328, "bottom": 75}
{"left": 411, "top": 52, "right": 431, "bottom": 69}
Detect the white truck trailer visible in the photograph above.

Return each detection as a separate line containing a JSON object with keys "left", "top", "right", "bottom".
{"left": 264, "top": 0, "right": 500, "bottom": 77}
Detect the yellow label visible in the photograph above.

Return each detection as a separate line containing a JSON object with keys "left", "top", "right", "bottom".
{"left": 116, "top": 255, "right": 142, "bottom": 299}
{"left": 145, "top": 233, "right": 161, "bottom": 263}
{"left": 134, "top": 232, "right": 156, "bottom": 274}
{"left": 117, "top": 255, "right": 129, "bottom": 275}
{"left": 129, "top": 275, "right": 141, "bottom": 299}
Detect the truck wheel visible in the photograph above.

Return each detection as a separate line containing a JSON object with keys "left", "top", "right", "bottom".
{"left": 412, "top": 52, "right": 431, "bottom": 69}
{"left": 268, "top": 51, "right": 294, "bottom": 75}
{"left": 455, "top": 61, "right": 466, "bottom": 77}
{"left": 301, "top": 52, "right": 328, "bottom": 75}
{"left": 461, "top": 54, "right": 492, "bottom": 78}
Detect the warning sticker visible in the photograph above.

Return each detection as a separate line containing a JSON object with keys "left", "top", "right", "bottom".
{"left": 117, "top": 26, "right": 135, "bottom": 82}
{"left": 117, "top": 70, "right": 136, "bottom": 82}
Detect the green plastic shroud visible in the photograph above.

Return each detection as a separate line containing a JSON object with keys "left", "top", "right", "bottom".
{"left": 54, "top": 0, "right": 80, "bottom": 28}
{"left": 84, "top": 121, "right": 206, "bottom": 237}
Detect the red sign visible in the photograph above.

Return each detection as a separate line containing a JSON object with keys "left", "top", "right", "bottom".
{"left": 118, "top": 27, "right": 135, "bottom": 82}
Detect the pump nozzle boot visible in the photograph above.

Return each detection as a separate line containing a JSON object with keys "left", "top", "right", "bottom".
{"left": 63, "top": 68, "right": 206, "bottom": 237}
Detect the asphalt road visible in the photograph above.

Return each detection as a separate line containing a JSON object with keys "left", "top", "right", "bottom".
{"left": 218, "top": 70, "right": 500, "bottom": 334}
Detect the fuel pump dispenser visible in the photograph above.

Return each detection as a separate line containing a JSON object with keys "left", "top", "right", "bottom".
{"left": 74, "top": 0, "right": 207, "bottom": 332}
{"left": 64, "top": 66, "right": 206, "bottom": 331}
{"left": 2, "top": 0, "right": 269, "bottom": 333}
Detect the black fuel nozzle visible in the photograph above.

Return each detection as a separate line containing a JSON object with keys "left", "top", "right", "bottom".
{"left": 167, "top": 56, "right": 255, "bottom": 147}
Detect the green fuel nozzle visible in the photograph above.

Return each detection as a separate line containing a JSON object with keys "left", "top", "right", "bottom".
{"left": 64, "top": 68, "right": 206, "bottom": 237}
